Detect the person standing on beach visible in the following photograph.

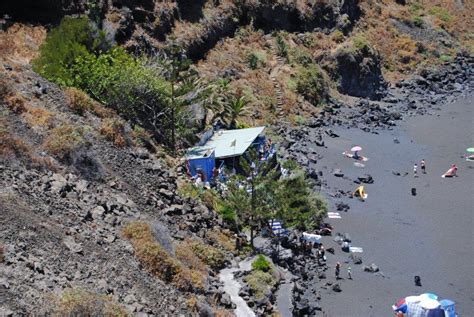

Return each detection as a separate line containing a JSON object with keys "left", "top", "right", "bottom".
{"left": 420, "top": 159, "right": 426, "bottom": 174}
{"left": 335, "top": 262, "right": 341, "bottom": 279}
{"left": 347, "top": 266, "right": 352, "bottom": 280}
{"left": 413, "top": 163, "right": 418, "bottom": 177}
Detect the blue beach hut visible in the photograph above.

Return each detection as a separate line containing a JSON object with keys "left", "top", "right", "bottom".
{"left": 185, "top": 148, "right": 215, "bottom": 182}
{"left": 185, "top": 127, "right": 266, "bottom": 181}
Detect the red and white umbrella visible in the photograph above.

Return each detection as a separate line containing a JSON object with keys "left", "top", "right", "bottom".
{"left": 351, "top": 146, "right": 362, "bottom": 152}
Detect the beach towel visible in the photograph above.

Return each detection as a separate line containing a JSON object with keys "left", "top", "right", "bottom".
{"left": 406, "top": 301, "right": 426, "bottom": 317}
{"left": 342, "top": 151, "right": 369, "bottom": 161}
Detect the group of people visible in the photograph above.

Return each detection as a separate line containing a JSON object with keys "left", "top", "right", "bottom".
{"left": 413, "top": 159, "right": 459, "bottom": 178}
{"left": 335, "top": 261, "right": 352, "bottom": 280}
{"left": 413, "top": 159, "right": 427, "bottom": 177}
{"left": 258, "top": 138, "right": 274, "bottom": 161}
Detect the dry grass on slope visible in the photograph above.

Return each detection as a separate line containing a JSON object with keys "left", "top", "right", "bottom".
{"left": 122, "top": 221, "right": 205, "bottom": 292}
{"left": 0, "top": 23, "right": 46, "bottom": 65}
{"left": 50, "top": 288, "right": 128, "bottom": 317}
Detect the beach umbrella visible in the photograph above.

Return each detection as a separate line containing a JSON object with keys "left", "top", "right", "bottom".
{"left": 392, "top": 298, "right": 407, "bottom": 313}
{"left": 405, "top": 295, "right": 421, "bottom": 303}
{"left": 351, "top": 146, "right": 362, "bottom": 152}
{"left": 439, "top": 299, "right": 455, "bottom": 317}
{"left": 420, "top": 298, "right": 441, "bottom": 310}
{"left": 466, "top": 147, "right": 474, "bottom": 153}
{"left": 420, "top": 293, "right": 438, "bottom": 301}
{"left": 302, "top": 232, "right": 321, "bottom": 243}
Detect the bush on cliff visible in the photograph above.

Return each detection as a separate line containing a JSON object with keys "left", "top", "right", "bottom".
{"left": 32, "top": 16, "right": 108, "bottom": 87}
{"left": 295, "top": 64, "right": 329, "bottom": 106}
{"left": 252, "top": 255, "right": 271, "bottom": 272}
{"left": 244, "top": 270, "right": 277, "bottom": 301}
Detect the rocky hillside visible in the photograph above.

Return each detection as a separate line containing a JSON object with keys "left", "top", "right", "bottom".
{"left": 0, "top": 32, "right": 241, "bottom": 315}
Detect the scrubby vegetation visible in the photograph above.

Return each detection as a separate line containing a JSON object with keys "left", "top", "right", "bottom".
{"left": 122, "top": 221, "right": 205, "bottom": 292}
{"left": 99, "top": 118, "right": 128, "bottom": 147}
{"left": 22, "top": 106, "right": 54, "bottom": 129}
{"left": 188, "top": 239, "right": 227, "bottom": 270}
{"left": 244, "top": 269, "right": 278, "bottom": 301}
{"left": 1, "top": 122, "right": 31, "bottom": 162}
{"left": 251, "top": 254, "right": 271, "bottom": 272}
{"left": 64, "top": 87, "right": 95, "bottom": 115}
{"left": 42, "top": 125, "right": 87, "bottom": 159}
{"left": 50, "top": 288, "right": 128, "bottom": 317}
{"left": 295, "top": 64, "right": 329, "bottom": 106}
{"left": 32, "top": 17, "right": 108, "bottom": 87}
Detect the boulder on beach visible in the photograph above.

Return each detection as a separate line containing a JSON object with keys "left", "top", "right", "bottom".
{"left": 357, "top": 174, "right": 373, "bottom": 184}
{"left": 333, "top": 169, "right": 344, "bottom": 177}
{"left": 332, "top": 283, "right": 342, "bottom": 292}
{"left": 350, "top": 254, "right": 363, "bottom": 264}
{"left": 364, "top": 263, "right": 379, "bottom": 273}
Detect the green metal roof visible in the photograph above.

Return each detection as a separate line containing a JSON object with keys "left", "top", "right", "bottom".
{"left": 185, "top": 127, "right": 265, "bottom": 159}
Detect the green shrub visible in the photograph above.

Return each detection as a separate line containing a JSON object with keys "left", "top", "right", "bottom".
{"left": 217, "top": 204, "right": 237, "bottom": 224}
{"left": 32, "top": 17, "right": 108, "bottom": 87}
{"left": 251, "top": 255, "right": 271, "bottom": 272}
{"left": 293, "top": 115, "right": 307, "bottom": 125}
{"left": 409, "top": 3, "right": 423, "bottom": 15}
{"left": 189, "top": 240, "right": 227, "bottom": 270}
{"left": 292, "top": 49, "right": 313, "bottom": 67}
{"left": 177, "top": 182, "right": 202, "bottom": 199}
{"left": 244, "top": 270, "right": 277, "bottom": 300}
{"left": 295, "top": 64, "right": 329, "bottom": 105}
{"left": 428, "top": 6, "right": 453, "bottom": 22}
{"left": 247, "top": 50, "right": 266, "bottom": 70}
{"left": 353, "top": 34, "right": 370, "bottom": 52}
{"left": 69, "top": 47, "right": 177, "bottom": 144}
{"left": 412, "top": 15, "right": 423, "bottom": 27}
{"left": 331, "top": 30, "right": 345, "bottom": 43}
{"left": 275, "top": 33, "right": 288, "bottom": 59}
{"left": 248, "top": 53, "right": 259, "bottom": 69}
{"left": 439, "top": 54, "right": 453, "bottom": 62}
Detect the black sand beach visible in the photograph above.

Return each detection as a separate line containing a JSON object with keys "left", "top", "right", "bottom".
{"left": 315, "top": 94, "right": 473, "bottom": 316}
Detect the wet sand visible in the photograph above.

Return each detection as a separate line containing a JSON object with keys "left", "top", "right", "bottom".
{"left": 316, "top": 95, "right": 474, "bottom": 316}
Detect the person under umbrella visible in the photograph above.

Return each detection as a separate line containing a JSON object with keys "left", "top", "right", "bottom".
{"left": 465, "top": 147, "right": 474, "bottom": 161}
{"left": 351, "top": 146, "right": 362, "bottom": 159}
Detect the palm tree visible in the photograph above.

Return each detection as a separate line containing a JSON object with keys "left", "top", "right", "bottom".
{"left": 201, "top": 78, "right": 230, "bottom": 127}
{"left": 224, "top": 95, "right": 248, "bottom": 129}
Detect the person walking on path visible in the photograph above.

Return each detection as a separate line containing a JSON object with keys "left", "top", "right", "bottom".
{"left": 413, "top": 163, "right": 418, "bottom": 178}
{"left": 335, "top": 262, "right": 341, "bottom": 279}
{"left": 347, "top": 266, "right": 352, "bottom": 280}
{"left": 420, "top": 159, "right": 426, "bottom": 174}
